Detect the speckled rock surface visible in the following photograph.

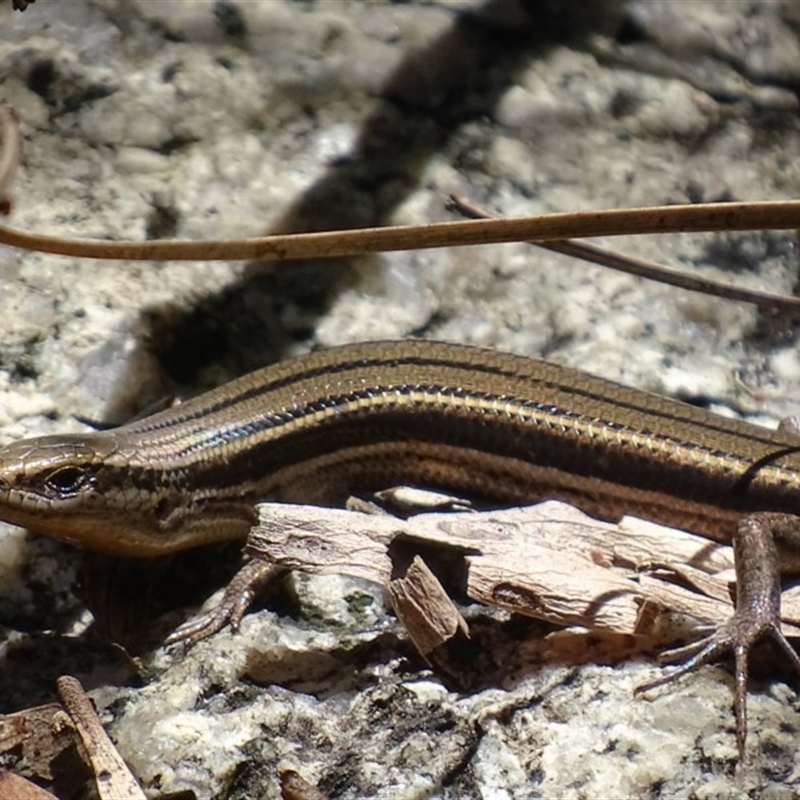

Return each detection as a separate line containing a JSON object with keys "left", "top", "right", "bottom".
{"left": 2, "top": 1, "right": 800, "bottom": 797}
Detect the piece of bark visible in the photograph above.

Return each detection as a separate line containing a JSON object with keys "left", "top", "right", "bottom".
{"left": 0, "top": 702, "right": 87, "bottom": 793}
{"left": 0, "top": 773, "right": 58, "bottom": 800}
{"left": 247, "top": 500, "right": 800, "bottom": 639}
{"left": 388, "top": 554, "right": 470, "bottom": 656}
{"left": 279, "top": 769, "right": 330, "bottom": 800}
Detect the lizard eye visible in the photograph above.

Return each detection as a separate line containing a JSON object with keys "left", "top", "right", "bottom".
{"left": 43, "top": 466, "right": 91, "bottom": 498}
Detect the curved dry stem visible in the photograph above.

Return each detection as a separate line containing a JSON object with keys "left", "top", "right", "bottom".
{"left": 447, "top": 193, "right": 800, "bottom": 313}
{"left": 0, "top": 199, "right": 799, "bottom": 263}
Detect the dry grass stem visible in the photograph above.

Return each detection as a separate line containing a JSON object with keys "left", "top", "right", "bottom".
{"left": 0, "top": 198, "right": 799, "bottom": 264}
{"left": 447, "top": 193, "right": 800, "bottom": 312}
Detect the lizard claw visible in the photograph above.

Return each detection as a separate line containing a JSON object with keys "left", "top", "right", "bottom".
{"left": 636, "top": 611, "right": 800, "bottom": 758}
{"left": 165, "top": 559, "right": 285, "bottom": 647}
{"left": 635, "top": 511, "right": 800, "bottom": 758}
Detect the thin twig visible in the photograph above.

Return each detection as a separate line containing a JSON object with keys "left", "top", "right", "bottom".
{"left": 0, "top": 200, "right": 799, "bottom": 262}
{"left": 446, "top": 193, "right": 800, "bottom": 313}
{"left": 56, "top": 676, "right": 146, "bottom": 800}
{"left": 0, "top": 106, "right": 21, "bottom": 216}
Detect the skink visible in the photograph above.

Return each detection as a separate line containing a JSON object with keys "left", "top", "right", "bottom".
{"left": 1, "top": 339, "right": 800, "bottom": 752}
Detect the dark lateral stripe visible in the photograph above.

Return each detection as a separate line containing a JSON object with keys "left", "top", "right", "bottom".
{"left": 158, "top": 404, "right": 800, "bottom": 518}
{"left": 126, "top": 347, "right": 527, "bottom": 431}
{"left": 125, "top": 342, "right": 789, "bottom": 455}
{"left": 118, "top": 386, "right": 800, "bottom": 522}
{"left": 139, "top": 378, "right": 788, "bottom": 480}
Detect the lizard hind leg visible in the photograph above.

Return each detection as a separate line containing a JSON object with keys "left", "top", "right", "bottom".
{"left": 636, "top": 511, "right": 800, "bottom": 758}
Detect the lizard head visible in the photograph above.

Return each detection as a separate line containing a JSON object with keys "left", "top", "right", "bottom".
{"left": 0, "top": 433, "right": 226, "bottom": 557}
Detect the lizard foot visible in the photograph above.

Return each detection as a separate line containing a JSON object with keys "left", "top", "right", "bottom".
{"left": 165, "top": 559, "right": 286, "bottom": 647}
{"left": 636, "top": 606, "right": 800, "bottom": 758}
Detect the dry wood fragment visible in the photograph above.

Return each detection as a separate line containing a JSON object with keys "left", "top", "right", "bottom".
{"left": 246, "top": 500, "right": 800, "bottom": 643}
{"left": 0, "top": 105, "right": 21, "bottom": 215}
{"left": 279, "top": 769, "right": 330, "bottom": 800}
{"left": 0, "top": 702, "right": 86, "bottom": 793}
{"left": 388, "top": 555, "right": 470, "bottom": 656}
{"left": 0, "top": 772, "right": 57, "bottom": 799}
{"left": 56, "top": 676, "right": 145, "bottom": 800}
